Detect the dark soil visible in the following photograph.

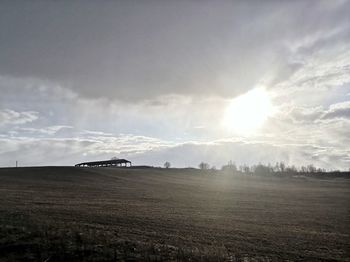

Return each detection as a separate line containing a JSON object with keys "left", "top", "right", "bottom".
{"left": 0, "top": 167, "right": 349, "bottom": 261}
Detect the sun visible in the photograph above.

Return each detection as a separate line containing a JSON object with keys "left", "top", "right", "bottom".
{"left": 222, "top": 87, "right": 274, "bottom": 135}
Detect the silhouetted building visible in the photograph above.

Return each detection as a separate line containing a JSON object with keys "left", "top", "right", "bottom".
{"left": 75, "top": 159, "right": 132, "bottom": 167}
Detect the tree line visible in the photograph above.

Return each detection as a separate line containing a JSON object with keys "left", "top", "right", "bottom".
{"left": 220, "top": 161, "right": 349, "bottom": 177}
{"left": 164, "top": 161, "right": 349, "bottom": 177}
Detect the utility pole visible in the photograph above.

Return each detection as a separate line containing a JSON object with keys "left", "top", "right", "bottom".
{"left": 16, "top": 161, "right": 18, "bottom": 168}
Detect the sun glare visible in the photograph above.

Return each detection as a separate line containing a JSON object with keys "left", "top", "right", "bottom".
{"left": 223, "top": 87, "right": 274, "bottom": 135}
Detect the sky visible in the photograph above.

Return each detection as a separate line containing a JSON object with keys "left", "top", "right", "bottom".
{"left": 1, "top": 0, "right": 350, "bottom": 170}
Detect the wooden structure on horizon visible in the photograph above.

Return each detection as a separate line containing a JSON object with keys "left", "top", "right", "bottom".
{"left": 75, "top": 159, "right": 132, "bottom": 168}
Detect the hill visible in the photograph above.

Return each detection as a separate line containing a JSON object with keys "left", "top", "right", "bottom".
{"left": 0, "top": 167, "right": 349, "bottom": 261}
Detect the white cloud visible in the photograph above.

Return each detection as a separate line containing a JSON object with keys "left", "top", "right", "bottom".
{"left": 1, "top": 128, "right": 349, "bottom": 170}
{"left": 18, "top": 125, "right": 73, "bottom": 135}
{"left": 0, "top": 109, "right": 39, "bottom": 126}
{"left": 0, "top": 133, "right": 177, "bottom": 167}
{"left": 131, "top": 140, "right": 350, "bottom": 170}
{"left": 0, "top": 74, "right": 349, "bottom": 170}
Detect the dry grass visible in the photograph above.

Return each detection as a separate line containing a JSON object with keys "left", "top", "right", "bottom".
{"left": 0, "top": 167, "right": 349, "bottom": 261}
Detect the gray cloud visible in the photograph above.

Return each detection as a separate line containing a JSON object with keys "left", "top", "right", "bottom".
{"left": 321, "top": 101, "right": 350, "bottom": 120}
{"left": 1, "top": 1, "right": 349, "bottom": 101}
{"left": 276, "top": 100, "right": 350, "bottom": 124}
{"left": 287, "top": 106, "right": 324, "bottom": 124}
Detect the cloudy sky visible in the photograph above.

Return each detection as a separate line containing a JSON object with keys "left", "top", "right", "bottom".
{"left": 1, "top": 0, "right": 350, "bottom": 170}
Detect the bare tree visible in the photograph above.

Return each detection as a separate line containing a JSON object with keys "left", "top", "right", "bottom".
{"left": 300, "top": 166, "right": 307, "bottom": 173}
{"left": 285, "top": 165, "right": 298, "bottom": 174}
{"left": 274, "top": 162, "right": 280, "bottom": 172}
{"left": 254, "top": 163, "right": 272, "bottom": 176}
{"left": 164, "top": 161, "right": 171, "bottom": 168}
{"left": 242, "top": 164, "right": 250, "bottom": 174}
{"left": 279, "top": 162, "right": 286, "bottom": 173}
{"left": 307, "top": 164, "right": 316, "bottom": 173}
{"left": 221, "top": 161, "right": 237, "bottom": 173}
{"left": 199, "top": 162, "right": 210, "bottom": 170}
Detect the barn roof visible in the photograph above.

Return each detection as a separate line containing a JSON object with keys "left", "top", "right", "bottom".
{"left": 75, "top": 159, "right": 131, "bottom": 167}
